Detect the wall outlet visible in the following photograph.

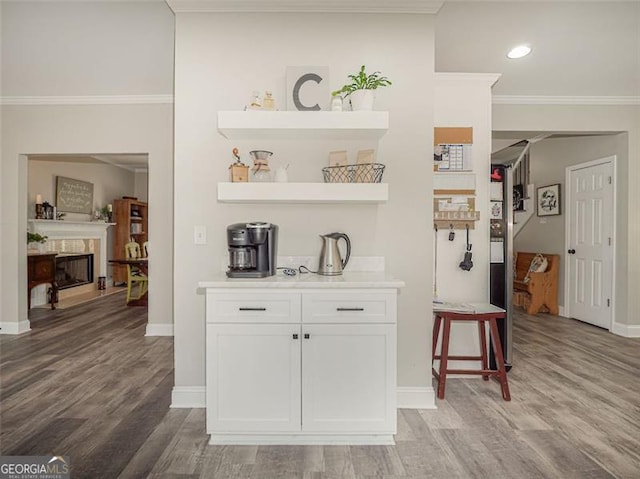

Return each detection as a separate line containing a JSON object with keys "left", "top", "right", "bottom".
{"left": 194, "top": 225, "right": 207, "bottom": 244}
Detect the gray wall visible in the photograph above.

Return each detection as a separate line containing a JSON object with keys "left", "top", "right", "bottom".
{"left": 1, "top": 0, "right": 174, "bottom": 96}
{"left": 1, "top": 1, "right": 175, "bottom": 334}
{"left": 515, "top": 134, "right": 627, "bottom": 308}
{"left": 28, "top": 159, "right": 136, "bottom": 221}
{"left": 493, "top": 103, "right": 637, "bottom": 329}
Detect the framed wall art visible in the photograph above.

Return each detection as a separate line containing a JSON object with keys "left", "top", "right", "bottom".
{"left": 56, "top": 176, "right": 94, "bottom": 214}
{"left": 537, "top": 183, "right": 561, "bottom": 216}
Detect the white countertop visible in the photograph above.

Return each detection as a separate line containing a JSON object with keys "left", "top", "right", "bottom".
{"left": 199, "top": 271, "right": 405, "bottom": 289}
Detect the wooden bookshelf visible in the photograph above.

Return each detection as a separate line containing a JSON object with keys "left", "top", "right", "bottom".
{"left": 112, "top": 198, "right": 148, "bottom": 283}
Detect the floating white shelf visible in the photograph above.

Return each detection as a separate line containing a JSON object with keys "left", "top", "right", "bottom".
{"left": 217, "top": 111, "right": 389, "bottom": 140}
{"left": 217, "top": 182, "right": 388, "bottom": 204}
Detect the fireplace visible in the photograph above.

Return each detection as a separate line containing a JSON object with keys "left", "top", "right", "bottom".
{"left": 27, "top": 220, "right": 113, "bottom": 307}
{"left": 55, "top": 253, "right": 94, "bottom": 290}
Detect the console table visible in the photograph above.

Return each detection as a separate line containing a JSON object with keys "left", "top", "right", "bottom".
{"left": 28, "top": 253, "right": 58, "bottom": 310}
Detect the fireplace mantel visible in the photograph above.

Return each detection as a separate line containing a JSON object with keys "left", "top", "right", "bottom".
{"left": 28, "top": 219, "right": 115, "bottom": 235}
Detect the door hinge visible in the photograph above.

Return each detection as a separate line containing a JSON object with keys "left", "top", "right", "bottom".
{"left": 607, "top": 298, "right": 610, "bottom": 307}
{"left": 608, "top": 176, "right": 612, "bottom": 184}
{"left": 608, "top": 237, "right": 612, "bottom": 246}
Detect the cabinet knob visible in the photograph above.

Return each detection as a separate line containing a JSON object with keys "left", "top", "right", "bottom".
{"left": 304, "top": 333, "right": 310, "bottom": 339}
{"left": 292, "top": 334, "right": 298, "bottom": 340}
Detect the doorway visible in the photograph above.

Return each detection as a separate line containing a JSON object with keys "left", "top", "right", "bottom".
{"left": 564, "top": 157, "right": 616, "bottom": 330}
{"left": 27, "top": 153, "right": 149, "bottom": 310}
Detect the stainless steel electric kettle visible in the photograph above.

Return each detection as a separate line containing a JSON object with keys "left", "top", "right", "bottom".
{"left": 318, "top": 232, "right": 351, "bottom": 276}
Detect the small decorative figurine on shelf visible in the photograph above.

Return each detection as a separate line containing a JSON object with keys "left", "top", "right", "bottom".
{"left": 262, "top": 91, "right": 275, "bottom": 111}
{"left": 229, "top": 147, "right": 249, "bottom": 182}
{"left": 248, "top": 91, "right": 262, "bottom": 110}
{"left": 41, "top": 201, "right": 55, "bottom": 220}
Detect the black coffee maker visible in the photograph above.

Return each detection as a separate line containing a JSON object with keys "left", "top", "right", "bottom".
{"left": 227, "top": 222, "right": 278, "bottom": 278}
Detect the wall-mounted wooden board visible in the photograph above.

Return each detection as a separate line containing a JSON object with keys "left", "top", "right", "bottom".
{"left": 434, "top": 127, "right": 473, "bottom": 145}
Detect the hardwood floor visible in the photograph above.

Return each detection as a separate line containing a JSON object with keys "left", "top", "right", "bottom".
{"left": 2, "top": 298, "right": 639, "bottom": 478}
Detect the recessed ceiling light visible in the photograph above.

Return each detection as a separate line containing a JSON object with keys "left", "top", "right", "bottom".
{"left": 507, "top": 45, "right": 532, "bottom": 59}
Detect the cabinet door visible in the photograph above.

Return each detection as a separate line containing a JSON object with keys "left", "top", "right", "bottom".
{"left": 301, "top": 323, "right": 396, "bottom": 433}
{"left": 206, "top": 323, "right": 301, "bottom": 433}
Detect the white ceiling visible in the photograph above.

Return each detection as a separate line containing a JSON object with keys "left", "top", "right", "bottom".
{"left": 436, "top": 1, "right": 640, "bottom": 97}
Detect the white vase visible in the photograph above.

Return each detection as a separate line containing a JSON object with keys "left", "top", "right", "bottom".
{"left": 349, "top": 89, "right": 375, "bottom": 111}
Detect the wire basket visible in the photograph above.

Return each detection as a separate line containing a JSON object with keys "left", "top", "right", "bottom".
{"left": 322, "top": 163, "right": 385, "bottom": 183}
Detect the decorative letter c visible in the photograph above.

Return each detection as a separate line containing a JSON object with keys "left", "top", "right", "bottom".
{"left": 293, "top": 73, "right": 323, "bottom": 111}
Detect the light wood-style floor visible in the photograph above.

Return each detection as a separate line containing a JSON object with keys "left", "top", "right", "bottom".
{"left": 1, "top": 294, "right": 639, "bottom": 478}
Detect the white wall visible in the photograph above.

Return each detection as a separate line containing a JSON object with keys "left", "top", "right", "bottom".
{"left": 1, "top": 104, "right": 174, "bottom": 334}
{"left": 514, "top": 134, "right": 627, "bottom": 308}
{"left": 434, "top": 73, "right": 498, "bottom": 365}
{"left": 1, "top": 0, "right": 174, "bottom": 96}
{"left": 494, "top": 104, "right": 638, "bottom": 327}
{"left": 173, "top": 13, "right": 435, "bottom": 398}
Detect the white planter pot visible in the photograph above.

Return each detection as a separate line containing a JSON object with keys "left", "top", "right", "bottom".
{"left": 349, "top": 89, "right": 375, "bottom": 111}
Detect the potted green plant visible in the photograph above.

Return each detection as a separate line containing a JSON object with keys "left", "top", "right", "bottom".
{"left": 27, "top": 232, "right": 47, "bottom": 253}
{"left": 332, "top": 65, "right": 392, "bottom": 111}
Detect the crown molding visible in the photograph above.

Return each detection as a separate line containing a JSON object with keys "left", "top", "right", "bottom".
{"left": 493, "top": 95, "right": 640, "bottom": 106}
{"left": 166, "top": 0, "right": 445, "bottom": 14}
{"left": 0, "top": 95, "right": 174, "bottom": 106}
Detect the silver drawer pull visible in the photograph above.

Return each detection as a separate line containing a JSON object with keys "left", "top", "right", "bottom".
{"left": 239, "top": 307, "right": 266, "bottom": 311}
{"left": 336, "top": 307, "right": 364, "bottom": 311}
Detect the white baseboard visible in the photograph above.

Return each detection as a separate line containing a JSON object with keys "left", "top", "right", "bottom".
{"left": 0, "top": 320, "right": 31, "bottom": 335}
{"left": 558, "top": 305, "right": 566, "bottom": 317}
{"left": 397, "top": 386, "right": 436, "bottom": 409}
{"left": 145, "top": 323, "right": 174, "bottom": 336}
{"left": 611, "top": 322, "right": 640, "bottom": 338}
{"left": 171, "top": 386, "right": 206, "bottom": 408}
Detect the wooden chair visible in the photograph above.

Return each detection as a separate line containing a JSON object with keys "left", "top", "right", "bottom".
{"left": 514, "top": 252, "right": 560, "bottom": 315}
{"left": 125, "top": 241, "right": 148, "bottom": 303}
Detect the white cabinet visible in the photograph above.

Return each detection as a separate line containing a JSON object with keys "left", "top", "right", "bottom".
{"left": 301, "top": 323, "right": 396, "bottom": 433}
{"left": 206, "top": 323, "right": 301, "bottom": 432}
{"left": 205, "top": 289, "right": 398, "bottom": 445}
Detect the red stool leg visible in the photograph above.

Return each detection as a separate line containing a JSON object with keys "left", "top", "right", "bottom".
{"left": 478, "top": 319, "right": 489, "bottom": 381}
{"left": 432, "top": 315, "right": 442, "bottom": 363}
{"left": 437, "top": 318, "right": 452, "bottom": 399}
{"left": 488, "top": 318, "right": 511, "bottom": 401}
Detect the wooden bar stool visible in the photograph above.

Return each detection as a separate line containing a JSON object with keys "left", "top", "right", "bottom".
{"left": 432, "top": 304, "right": 510, "bottom": 401}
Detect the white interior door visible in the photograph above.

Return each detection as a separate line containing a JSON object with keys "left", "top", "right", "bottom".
{"left": 566, "top": 158, "right": 614, "bottom": 329}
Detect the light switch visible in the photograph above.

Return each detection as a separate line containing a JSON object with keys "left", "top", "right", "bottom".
{"left": 194, "top": 225, "right": 207, "bottom": 244}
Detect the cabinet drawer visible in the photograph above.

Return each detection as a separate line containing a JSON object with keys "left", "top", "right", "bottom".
{"left": 207, "top": 292, "right": 301, "bottom": 323}
{"left": 302, "top": 292, "right": 396, "bottom": 324}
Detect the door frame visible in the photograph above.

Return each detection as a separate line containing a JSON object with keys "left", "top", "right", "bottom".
{"left": 563, "top": 155, "right": 617, "bottom": 330}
